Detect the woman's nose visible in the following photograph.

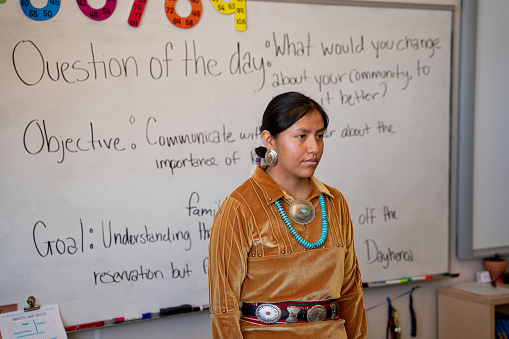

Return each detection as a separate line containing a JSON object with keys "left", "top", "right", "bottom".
{"left": 307, "top": 137, "right": 319, "bottom": 153}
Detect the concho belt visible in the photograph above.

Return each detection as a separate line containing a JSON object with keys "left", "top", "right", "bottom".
{"left": 241, "top": 301, "right": 339, "bottom": 324}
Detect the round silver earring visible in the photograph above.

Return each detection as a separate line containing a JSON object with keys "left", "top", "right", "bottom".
{"left": 265, "top": 149, "right": 278, "bottom": 166}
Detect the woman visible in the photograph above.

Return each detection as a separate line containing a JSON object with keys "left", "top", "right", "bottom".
{"left": 208, "top": 92, "right": 367, "bottom": 338}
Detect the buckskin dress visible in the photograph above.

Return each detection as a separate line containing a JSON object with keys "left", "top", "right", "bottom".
{"left": 208, "top": 166, "right": 368, "bottom": 338}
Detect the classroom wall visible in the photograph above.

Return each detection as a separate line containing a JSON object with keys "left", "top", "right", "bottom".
{"left": 60, "top": 0, "right": 498, "bottom": 338}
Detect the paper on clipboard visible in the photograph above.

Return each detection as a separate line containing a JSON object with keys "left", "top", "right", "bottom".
{"left": 0, "top": 304, "right": 67, "bottom": 339}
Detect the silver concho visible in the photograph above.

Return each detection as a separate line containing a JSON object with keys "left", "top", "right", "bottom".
{"left": 285, "top": 306, "right": 301, "bottom": 323}
{"left": 330, "top": 302, "right": 339, "bottom": 320}
{"left": 265, "top": 149, "right": 278, "bottom": 166}
{"left": 255, "top": 304, "right": 282, "bottom": 324}
{"left": 288, "top": 199, "right": 315, "bottom": 225}
{"left": 306, "top": 305, "right": 327, "bottom": 322}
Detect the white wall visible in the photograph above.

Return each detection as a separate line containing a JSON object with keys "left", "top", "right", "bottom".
{"left": 67, "top": 0, "right": 504, "bottom": 338}
{"left": 471, "top": 0, "right": 509, "bottom": 252}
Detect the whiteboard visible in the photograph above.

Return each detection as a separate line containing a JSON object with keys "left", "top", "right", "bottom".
{"left": 0, "top": 0, "right": 452, "bottom": 326}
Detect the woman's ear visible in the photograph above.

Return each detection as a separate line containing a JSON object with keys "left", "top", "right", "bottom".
{"left": 261, "top": 130, "right": 274, "bottom": 149}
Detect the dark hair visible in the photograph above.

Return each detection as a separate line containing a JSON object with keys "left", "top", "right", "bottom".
{"left": 255, "top": 92, "right": 329, "bottom": 158}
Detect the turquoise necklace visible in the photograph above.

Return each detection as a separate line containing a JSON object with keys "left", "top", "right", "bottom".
{"left": 274, "top": 193, "right": 328, "bottom": 249}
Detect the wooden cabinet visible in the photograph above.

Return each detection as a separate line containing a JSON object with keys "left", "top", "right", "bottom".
{"left": 438, "top": 285, "right": 509, "bottom": 339}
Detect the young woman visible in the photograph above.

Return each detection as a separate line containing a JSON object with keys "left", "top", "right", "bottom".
{"left": 208, "top": 92, "right": 367, "bottom": 338}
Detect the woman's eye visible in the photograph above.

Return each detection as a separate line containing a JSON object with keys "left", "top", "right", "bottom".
{"left": 317, "top": 134, "right": 324, "bottom": 140}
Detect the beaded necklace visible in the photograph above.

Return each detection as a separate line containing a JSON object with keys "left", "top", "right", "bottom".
{"left": 274, "top": 193, "right": 328, "bottom": 249}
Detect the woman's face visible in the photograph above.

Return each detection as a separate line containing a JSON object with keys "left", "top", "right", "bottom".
{"left": 270, "top": 110, "right": 325, "bottom": 180}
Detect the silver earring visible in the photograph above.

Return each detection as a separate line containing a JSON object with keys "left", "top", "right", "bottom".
{"left": 265, "top": 149, "right": 278, "bottom": 166}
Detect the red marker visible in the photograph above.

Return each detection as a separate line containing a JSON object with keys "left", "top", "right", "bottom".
{"left": 113, "top": 312, "right": 152, "bottom": 323}
{"left": 65, "top": 320, "right": 105, "bottom": 332}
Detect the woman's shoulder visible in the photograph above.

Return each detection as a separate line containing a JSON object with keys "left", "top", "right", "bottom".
{"left": 221, "top": 176, "right": 259, "bottom": 206}
{"left": 312, "top": 177, "right": 346, "bottom": 201}
{"left": 325, "top": 184, "right": 344, "bottom": 200}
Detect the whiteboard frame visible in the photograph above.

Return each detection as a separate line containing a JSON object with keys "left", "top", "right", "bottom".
{"left": 253, "top": 0, "right": 454, "bottom": 11}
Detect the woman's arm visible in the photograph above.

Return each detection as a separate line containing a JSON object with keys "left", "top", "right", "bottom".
{"left": 337, "top": 197, "right": 368, "bottom": 339}
{"left": 208, "top": 197, "right": 249, "bottom": 339}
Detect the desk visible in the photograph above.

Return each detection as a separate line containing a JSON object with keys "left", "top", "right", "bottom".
{"left": 438, "top": 284, "right": 509, "bottom": 338}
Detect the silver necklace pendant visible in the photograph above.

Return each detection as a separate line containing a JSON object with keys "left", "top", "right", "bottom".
{"left": 288, "top": 199, "right": 315, "bottom": 225}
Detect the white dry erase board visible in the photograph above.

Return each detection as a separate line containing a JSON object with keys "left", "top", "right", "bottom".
{"left": 0, "top": 0, "right": 452, "bottom": 326}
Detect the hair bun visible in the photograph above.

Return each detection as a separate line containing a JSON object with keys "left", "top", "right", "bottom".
{"left": 255, "top": 146, "right": 267, "bottom": 158}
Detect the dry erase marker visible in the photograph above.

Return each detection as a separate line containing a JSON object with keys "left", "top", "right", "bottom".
{"left": 113, "top": 312, "right": 152, "bottom": 323}
{"left": 362, "top": 281, "right": 386, "bottom": 288}
{"left": 408, "top": 275, "right": 433, "bottom": 281}
{"left": 192, "top": 305, "right": 209, "bottom": 312}
{"left": 65, "top": 320, "right": 105, "bottom": 332}
{"left": 384, "top": 278, "right": 409, "bottom": 285}
{"left": 159, "top": 304, "right": 193, "bottom": 316}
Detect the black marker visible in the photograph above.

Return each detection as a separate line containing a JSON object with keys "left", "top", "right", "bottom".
{"left": 192, "top": 305, "right": 209, "bottom": 312}
{"left": 159, "top": 304, "right": 193, "bottom": 317}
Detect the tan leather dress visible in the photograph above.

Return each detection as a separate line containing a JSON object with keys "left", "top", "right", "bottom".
{"left": 208, "top": 166, "right": 368, "bottom": 338}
